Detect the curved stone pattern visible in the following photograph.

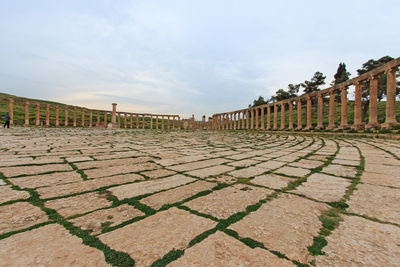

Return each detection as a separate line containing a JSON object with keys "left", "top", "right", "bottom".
{"left": 0, "top": 128, "right": 399, "bottom": 266}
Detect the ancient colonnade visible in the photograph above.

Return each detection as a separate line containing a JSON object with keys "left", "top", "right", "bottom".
{"left": 211, "top": 58, "right": 400, "bottom": 131}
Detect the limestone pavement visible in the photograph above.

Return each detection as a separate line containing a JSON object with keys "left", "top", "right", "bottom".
{"left": 0, "top": 127, "right": 399, "bottom": 266}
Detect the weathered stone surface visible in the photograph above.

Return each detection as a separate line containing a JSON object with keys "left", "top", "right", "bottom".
{"left": 69, "top": 204, "right": 144, "bottom": 235}
{"left": 251, "top": 174, "right": 294, "bottom": 189}
{"left": 141, "top": 180, "right": 215, "bottom": 210}
{"left": 289, "top": 159, "right": 324, "bottom": 169}
{"left": 108, "top": 174, "right": 196, "bottom": 200}
{"left": 331, "top": 159, "right": 360, "bottom": 166}
{"left": 66, "top": 156, "right": 93, "bottom": 163}
{"left": 0, "top": 202, "right": 48, "bottom": 234}
{"left": 322, "top": 164, "right": 358, "bottom": 178}
{"left": 99, "top": 207, "right": 217, "bottom": 266}
{"left": 0, "top": 185, "right": 30, "bottom": 204}
{"left": 169, "top": 231, "right": 295, "bottom": 267}
{"left": 293, "top": 173, "right": 351, "bottom": 202}
{"left": 45, "top": 192, "right": 112, "bottom": 218}
{"left": 255, "top": 160, "right": 286, "bottom": 170}
{"left": 274, "top": 166, "right": 311, "bottom": 177}
{"left": 206, "top": 175, "right": 237, "bottom": 184}
{"left": 168, "top": 158, "right": 229, "bottom": 172}
{"left": 84, "top": 162, "right": 159, "bottom": 179}
{"left": 37, "top": 173, "right": 144, "bottom": 199}
{"left": 185, "top": 184, "right": 272, "bottom": 219}
{"left": 315, "top": 215, "right": 400, "bottom": 266}
{"left": 347, "top": 183, "right": 400, "bottom": 224}
{"left": 9, "top": 171, "right": 83, "bottom": 189}
{"left": 230, "top": 194, "right": 329, "bottom": 264}
{"left": 227, "top": 159, "right": 259, "bottom": 167}
{"left": 0, "top": 164, "right": 73, "bottom": 177}
{"left": 0, "top": 224, "right": 109, "bottom": 266}
{"left": 140, "top": 169, "right": 176, "bottom": 179}
{"left": 74, "top": 157, "right": 154, "bottom": 169}
{"left": 185, "top": 165, "right": 235, "bottom": 178}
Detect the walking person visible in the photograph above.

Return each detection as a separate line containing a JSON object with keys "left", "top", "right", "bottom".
{"left": 4, "top": 113, "right": 10, "bottom": 128}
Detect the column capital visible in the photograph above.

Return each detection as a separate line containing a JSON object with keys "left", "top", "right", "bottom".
{"left": 329, "top": 89, "right": 336, "bottom": 95}
{"left": 9, "top": 98, "right": 14, "bottom": 103}
{"left": 306, "top": 95, "right": 312, "bottom": 100}
{"left": 369, "top": 73, "right": 379, "bottom": 80}
{"left": 384, "top": 66, "right": 398, "bottom": 74}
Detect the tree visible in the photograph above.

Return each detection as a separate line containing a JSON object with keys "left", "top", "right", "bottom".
{"left": 301, "top": 72, "right": 326, "bottom": 94}
{"left": 249, "top": 96, "right": 267, "bottom": 108}
{"left": 356, "top": 56, "right": 399, "bottom": 121}
{"left": 332, "top": 63, "right": 351, "bottom": 101}
{"left": 288, "top": 83, "right": 301, "bottom": 98}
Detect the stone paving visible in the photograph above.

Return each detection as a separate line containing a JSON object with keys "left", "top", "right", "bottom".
{"left": 0, "top": 127, "right": 399, "bottom": 266}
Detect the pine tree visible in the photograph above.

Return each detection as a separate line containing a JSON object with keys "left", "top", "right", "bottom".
{"left": 301, "top": 72, "right": 326, "bottom": 94}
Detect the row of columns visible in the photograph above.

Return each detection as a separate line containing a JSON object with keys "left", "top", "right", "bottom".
{"left": 5, "top": 100, "right": 181, "bottom": 130}
{"left": 212, "top": 67, "right": 399, "bottom": 130}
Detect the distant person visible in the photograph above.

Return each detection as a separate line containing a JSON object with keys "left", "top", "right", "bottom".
{"left": 4, "top": 113, "right": 10, "bottom": 128}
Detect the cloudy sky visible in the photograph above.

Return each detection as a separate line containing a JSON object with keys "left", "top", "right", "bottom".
{"left": 1, "top": 0, "right": 399, "bottom": 119}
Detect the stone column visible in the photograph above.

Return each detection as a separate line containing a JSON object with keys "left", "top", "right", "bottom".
{"left": 288, "top": 101, "right": 293, "bottom": 130}
{"left": 118, "top": 112, "right": 121, "bottom": 126}
{"left": 273, "top": 104, "right": 278, "bottom": 130}
{"left": 104, "top": 111, "right": 107, "bottom": 127}
{"left": 73, "top": 108, "right": 77, "bottom": 127}
{"left": 352, "top": 81, "right": 363, "bottom": 129}
{"left": 136, "top": 114, "right": 139, "bottom": 129}
{"left": 241, "top": 111, "right": 245, "bottom": 129}
{"left": 366, "top": 74, "right": 379, "bottom": 129}
{"left": 88, "top": 110, "right": 92, "bottom": 127}
{"left": 250, "top": 109, "right": 254, "bottom": 129}
{"left": 142, "top": 115, "right": 145, "bottom": 129}
{"left": 178, "top": 116, "right": 181, "bottom": 130}
{"left": 111, "top": 103, "right": 117, "bottom": 123}
{"left": 327, "top": 90, "right": 336, "bottom": 130}
{"left": 65, "top": 108, "right": 68, "bottom": 126}
{"left": 24, "top": 101, "right": 30, "bottom": 126}
{"left": 81, "top": 109, "right": 85, "bottom": 127}
{"left": 156, "top": 116, "right": 159, "bottom": 129}
{"left": 261, "top": 107, "right": 265, "bottom": 130}
{"left": 305, "top": 96, "right": 312, "bottom": 130}
{"left": 167, "top": 116, "right": 170, "bottom": 129}
{"left": 382, "top": 67, "right": 399, "bottom": 128}
{"left": 339, "top": 87, "right": 349, "bottom": 129}
{"left": 266, "top": 105, "right": 271, "bottom": 130}
{"left": 35, "top": 104, "right": 40, "bottom": 126}
{"left": 8, "top": 99, "right": 13, "bottom": 125}
{"left": 46, "top": 104, "right": 50, "bottom": 126}
{"left": 56, "top": 106, "right": 60, "bottom": 127}
{"left": 174, "top": 116, "right": 177, "bottom": 129}
{"left": 161, "top": 116, "right": 164, "bottom": 129}
{"left": 97, "top": 111, "right": 100, "bottom": 127}
{"left": 296, "top": 98, "right": 302, "bottom": 130}
{"left": 316, "top": 93, "right": 323, "bottom": 129}
{"left": 280, "top": 102, "right": 286, "bottom": 130}
{"left": 230, "top": 113, "right": 234, "bottom": 130}
{"left": 130, "top": 114, "right": 133, "bottom": 128}
{"left": 124, "top": 113, "right": 127, "bottom": 128}
{"left": 255, "top": 109, "right": 259, "bottom": 129}
{"left": 148, "top": 115, "right": 152, "bottom": 129}
{"left": 233, "top": 113, "right": 237, "bottom": 130}
{"left": 246, "top": 110, "right": 249, "bottom": 129}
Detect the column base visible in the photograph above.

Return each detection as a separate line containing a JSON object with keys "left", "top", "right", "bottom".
{"left": 365, "top": 123, "right": 379, "bottom": 129}
{"left": 305, "top": 126, "right": 313, "bottom": 130}
{"left": 326, "top": 125, "right": 336, "bottom": 130}
{"left": 315, "top": 126, "right": 324, "bottom": 130}
{"left": 296, "top": 127, "right": 302, "bottom": 131}
{"left": 287, "top": 126, "right": 294, "bottom": 130}
{"left": 107, "top": 123, "right": 120, "bottom": 129}
{"left": 381, "top": 121, "right": 399, "bottom": 129}
{"left": 351, "top": 123, "right": 365, "bottom": 130}
{"left": 337, "top": 124, "right": 349, "bottom": 130}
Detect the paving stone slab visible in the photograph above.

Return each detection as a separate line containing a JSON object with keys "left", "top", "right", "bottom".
{"left": 140, "top": 168, "right": 176, "bottom": 179}
{"left": 315, "top": 215, "right": 400, "bottom": 266}
{"left": 289, "top": 159, "right": 324, "bottom": 169}
{"left": 331, "top": 159, "right": 360, "bottom": 166}
{"left": 0, "top": 185, "right": 30, "bottom": 203}
{"left": 361, "top": 171, "right": 400, "bottom": 188}
{"left": 37, "top": 173, "right": 144, "bottom": 199}
{"left": 108, "top": 174, "right": 196, "bottom": 200}
{"left": 74, "top": 157, "right": 154, "bottom": 170}
{"left": 364, "top": 163, "right": 400, "bottom": 176}
{"left": 227, "top": 159, "right": 260, "bottom": 167}
{"left": 185, "top": 165, "right": 235, "bottom": 178}
{"left": 322, "top": 164, "right": 358, "bottom": 178}
{"left": 9, "top": 171, "right": 83, "bottom": 189}
{"left": 141, "top": 180, "right": 216, "bottom": 210}
{"left": 0, "top": 202, "right": 48, "bottom": 234}
{"left": 274, "top": 166, "right": 311, "bottom": 177}
{"left": 66, "top": 156, "right": 93, "bottom": 163}
{"left": 83, "top": 162, "right": 159, "bottom": 179}
{"left": 69, "top": 204, "right": 144, "bottom": 235}
{"left": 251, "top": 173, "right": 294, "bottom": 189}
{"left": 0, "top": 224, "right": 109, "bottom": 266}
{"left": 184, "top": 184, "right": 272, "bottom": 219}
{"left": 99, "top": 207, "right": 217, "bottom": 266}
{"left": 168, "top": 158, "right": 230, "bottom": 172}
{"left": 169, "top": 231, "right": 295, "bottom": 267}
{"left": 228, "top": 166, "right": 267, "bottom": 178}
{"left": 0, "top": 164, "right": 73, "bottom": 177}
{"left": 255, "top": 160, "right": 286, "bottom": 170}
{"left": 45, "top": 192, "right": 112, "bottom": 218}
{"left": 229, "top": 194, "right": 329, "bottom": 264}
{"left": 293, "top": 173, "right": 351, "bottom": 202}
{"left": 347, "top": 183, "right": 400, "bottom": 224}
{"left": 205, "top": 175, "right": 237, "bottom": 184}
